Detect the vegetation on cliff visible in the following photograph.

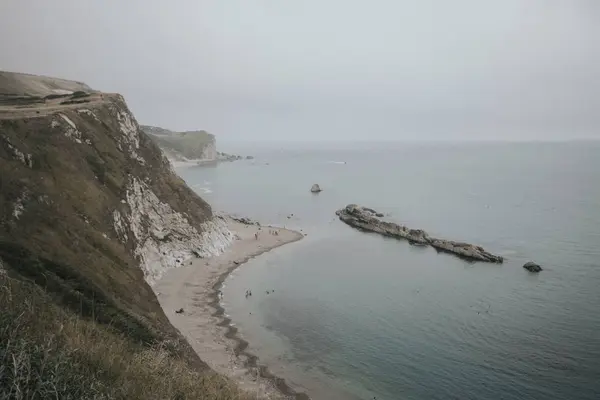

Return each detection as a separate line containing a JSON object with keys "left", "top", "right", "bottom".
{"left": 0, "top": 73, "right": 245, "bottom": 399}
{"left": 0, "top": 272, "right": 251, "bottom": 400}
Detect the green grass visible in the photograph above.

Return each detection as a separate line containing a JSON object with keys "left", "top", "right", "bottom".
{"left": 0, "top": 273, "right": 253, "bottom": 400}
{"left": 0, "top": 99, "right": 252, "bottom": 399}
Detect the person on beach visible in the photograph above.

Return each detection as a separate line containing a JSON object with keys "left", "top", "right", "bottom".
{"left": 254, "top": 232, "right": 258, "bottom": 240}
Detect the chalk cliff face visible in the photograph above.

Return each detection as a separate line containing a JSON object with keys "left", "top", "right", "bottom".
{"left": 0, "top": 74, "right": 233, "bottom": 352}
{"left": 141, "top": 125, "right": 217, "bottom": 161}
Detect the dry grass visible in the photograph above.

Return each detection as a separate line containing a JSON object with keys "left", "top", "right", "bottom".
{"left": 0, "top": 274, "right": 253, "bottom": 400}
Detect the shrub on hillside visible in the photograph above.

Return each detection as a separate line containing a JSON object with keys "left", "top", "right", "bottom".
{"left": 71, "top": 91, "right": 90, "bottom": 98}
{"left": 0, "top": 274, "right": 254, "bottom": 400}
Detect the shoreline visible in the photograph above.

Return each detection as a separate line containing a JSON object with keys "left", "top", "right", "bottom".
{"left": 154, "top": 218, "right": 308, "bottom": 399}
{"left": 208, "top": 239, "right": 311, "bottom": 400}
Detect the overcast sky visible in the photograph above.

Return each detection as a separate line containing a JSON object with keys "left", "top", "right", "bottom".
{"left": 1, "top": 1, "right": 599, "bottom": 142}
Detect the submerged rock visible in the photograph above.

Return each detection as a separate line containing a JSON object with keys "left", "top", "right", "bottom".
{"left": 310, "top": 184, "right": 322, "bottom": 193}
{"left": 335, "top": 204, "right": 503, "bottom": 263}
{"left": 523, "top": 261, "right": 542, "bottom": 272}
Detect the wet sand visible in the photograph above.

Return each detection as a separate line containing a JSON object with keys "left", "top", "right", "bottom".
{"left": 154, "top": 219, "right": 307, "bottom": 399}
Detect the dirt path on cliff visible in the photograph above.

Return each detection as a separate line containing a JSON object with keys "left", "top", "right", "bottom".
{"left": 0, "top": 92, "right": 117, "bottom": 120}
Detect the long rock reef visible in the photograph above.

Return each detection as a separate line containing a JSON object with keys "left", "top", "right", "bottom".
{"left": 336, "top": 204, "right": 503, "bottom": 263}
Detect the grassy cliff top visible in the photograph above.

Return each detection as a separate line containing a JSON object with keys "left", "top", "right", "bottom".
{"left": 141, "top": 125, "right": 216, "bottom": 160}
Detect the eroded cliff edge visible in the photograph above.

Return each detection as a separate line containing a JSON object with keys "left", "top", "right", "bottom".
{"left": 0, "top": 74, "right": 235, "bottom": 380}
{"left": 141, "top": 124, "right": 250, "bottom": 165}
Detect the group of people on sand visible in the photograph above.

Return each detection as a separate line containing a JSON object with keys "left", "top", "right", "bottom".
{"left": 254, "top": 229, "right": 279, "bottom": 240}
{"left": 245, "top": 289, "right": 252, "bottom": 298}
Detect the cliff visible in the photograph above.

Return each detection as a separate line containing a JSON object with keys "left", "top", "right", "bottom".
{"left": 141, "top": 125, "right": 250, "bottom": 164}
{"left": 141, "top": 125, "right": 217, "bottom": 161}
{"left": 0, "top": 73, "right": 245, "bottom": 399}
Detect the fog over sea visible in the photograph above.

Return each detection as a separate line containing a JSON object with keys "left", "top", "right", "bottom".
{"left": 179, "top": 141, "right": 600, "bottom": 400}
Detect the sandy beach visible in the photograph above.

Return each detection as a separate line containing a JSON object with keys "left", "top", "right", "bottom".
{"left": 154, "top": 219, "right": 306, "bottom": 399}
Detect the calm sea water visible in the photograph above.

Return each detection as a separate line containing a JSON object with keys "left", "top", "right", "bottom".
{"left": 178, "top": 142, "right": 600, "bottom": 400}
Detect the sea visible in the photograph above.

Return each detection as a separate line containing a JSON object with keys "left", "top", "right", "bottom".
{"left": 177, "top": 141, "right": 600, "bottom": 400}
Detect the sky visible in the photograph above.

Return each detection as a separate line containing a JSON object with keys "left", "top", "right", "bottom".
{"left": 1, "top": 0, "right": 599, "bottom": 142}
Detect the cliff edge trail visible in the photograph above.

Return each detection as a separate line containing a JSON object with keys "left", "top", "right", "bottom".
{"left": 0, "top": 72, "right": 250, "bottom": 399}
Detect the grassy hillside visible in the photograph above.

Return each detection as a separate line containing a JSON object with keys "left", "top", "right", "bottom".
{"left": 0, "top": 72, "right": 248, "bottom": 400}
{"left": 0, "top": 272, "right": 251, "bottom": 400}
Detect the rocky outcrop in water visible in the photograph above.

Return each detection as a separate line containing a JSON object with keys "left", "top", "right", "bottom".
{"left": 311, "top": 184, "right": 322, "bottom": 193}
{"left": 336, "top": 204, "right": 503, "bottom": 263}
{"left": 523, "top": 261, "right": 542, "bottom": 272}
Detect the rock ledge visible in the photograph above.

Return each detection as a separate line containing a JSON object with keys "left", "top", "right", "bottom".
{"left": 523, "top": 261, "right": 542, "bottom": 272}
{"left": 336, "top": 204, "right": 503, "bottom": 263}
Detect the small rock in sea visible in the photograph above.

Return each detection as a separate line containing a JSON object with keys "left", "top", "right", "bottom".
{"left": 175, "top": 308, "right": 184, "bottom": 314}
{"left": 523, "top": 261, "right": 542, "bottom": 272}
{"left": 233, "top": 261, "right": 240, "bottom": 265}
{"left": 375, "top": 213, "right": 384, "bottom": 217}
{"left": 310, "top": 183, "right": 322, "bottom": 193}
